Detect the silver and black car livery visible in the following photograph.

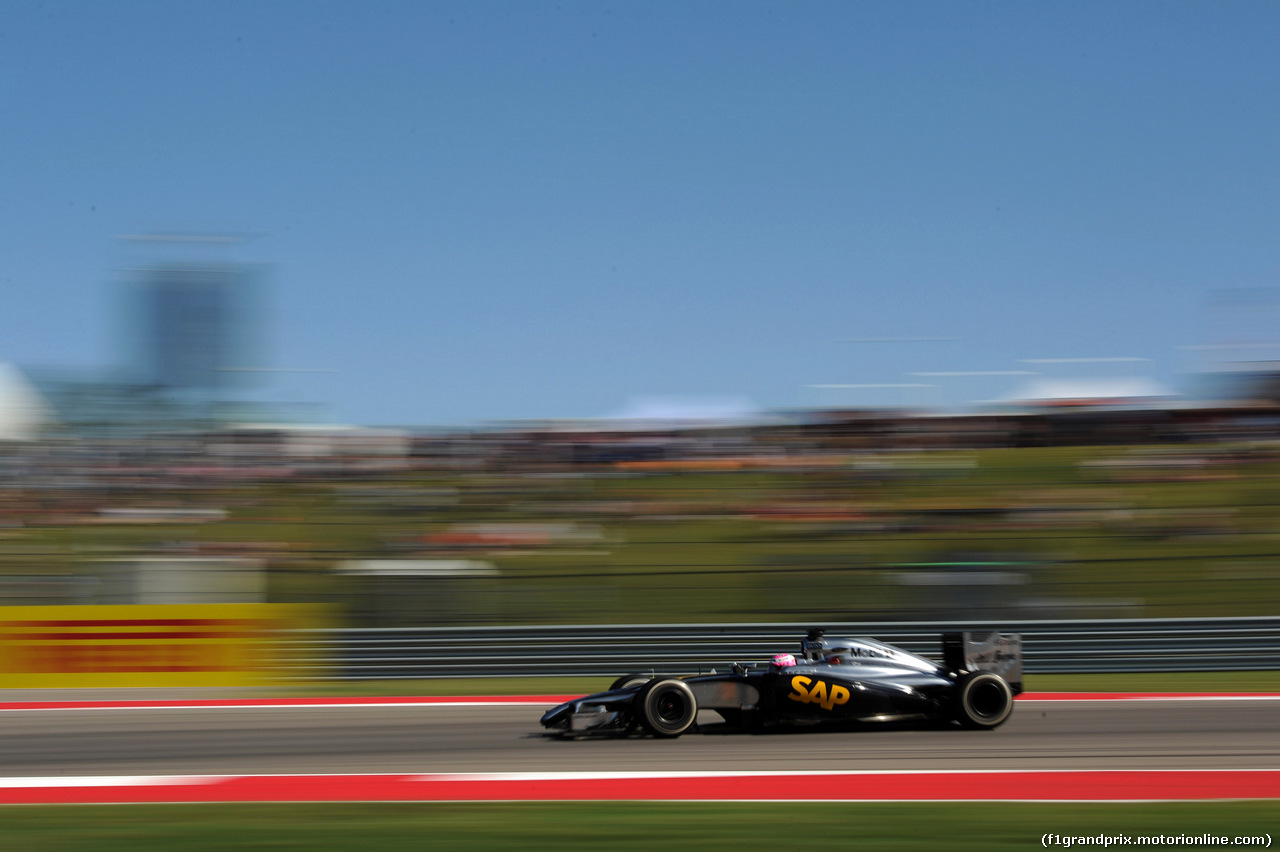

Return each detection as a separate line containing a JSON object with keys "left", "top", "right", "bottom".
{"left": 540, "top": 629, "right": 1022, "bottom": 737}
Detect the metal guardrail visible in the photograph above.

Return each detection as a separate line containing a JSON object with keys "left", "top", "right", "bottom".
{"left": 276, "top": 617, "right": 1280, "bottom": 680}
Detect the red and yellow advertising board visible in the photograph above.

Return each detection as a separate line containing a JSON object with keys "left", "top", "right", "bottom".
{"left": 0, "top": 604, "right": 327, "bottom": 688}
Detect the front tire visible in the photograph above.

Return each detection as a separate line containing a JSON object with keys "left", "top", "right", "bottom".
{"left": 609, "top": 673, "right": 653, "bottom": 691}
{"left": 635, "top": 678, "right": 698, "bottom": 737}
{"left": 954, "top": 672, "right": 1014, "bottom": 729}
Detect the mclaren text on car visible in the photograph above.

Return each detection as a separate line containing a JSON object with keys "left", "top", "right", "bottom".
{"left": 540, "top": 629, "right": 1022, "bottom": 737}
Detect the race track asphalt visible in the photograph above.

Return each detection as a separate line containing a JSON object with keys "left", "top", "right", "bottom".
{"left": 0, "top": 699, "right": 1275, "bottom": 777}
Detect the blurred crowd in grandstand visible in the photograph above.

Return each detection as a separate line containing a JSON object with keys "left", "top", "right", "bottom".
{"left": 2, "top": 393, "right": 1279, "bottom": 624}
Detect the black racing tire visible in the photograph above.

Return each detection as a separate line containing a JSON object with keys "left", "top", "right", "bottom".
{"left": 954, "top": 671, "right": 1014, "bottom": 729}
{"left": 609, "top": 673, "right": 653, "bottom": 691}
{"left": 635, "top": 678, "right": 698, "bottom": 737}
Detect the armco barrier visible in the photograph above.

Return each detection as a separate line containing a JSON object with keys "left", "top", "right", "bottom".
{"left": 274, "top": 617, "right": 1280, "bottom": 680}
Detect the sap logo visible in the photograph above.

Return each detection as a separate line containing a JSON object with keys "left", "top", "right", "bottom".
{"left": 788, "top": 676, "right": 851, "bottom": 711}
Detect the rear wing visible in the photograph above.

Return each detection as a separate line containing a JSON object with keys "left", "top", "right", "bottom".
{"left": 942, "top": 631, "right": 1023, "bottom": 694}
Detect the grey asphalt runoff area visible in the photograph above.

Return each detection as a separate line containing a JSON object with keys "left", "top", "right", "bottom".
{"left": 0, "top": 699, "right": 1276, "bottom": 777}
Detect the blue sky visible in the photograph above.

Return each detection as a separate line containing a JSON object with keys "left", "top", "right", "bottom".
{"left": 2, "top": 1, "right": 1277, "bottom": 426}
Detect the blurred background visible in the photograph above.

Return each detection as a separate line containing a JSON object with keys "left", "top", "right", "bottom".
{"left": 3, "top": 342, "right": 1280, "bottom": 627}
{"left": 2, "top": 3, "right": 1278, "bottom": 685}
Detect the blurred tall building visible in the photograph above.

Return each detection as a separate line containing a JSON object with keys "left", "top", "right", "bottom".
{"left": 0, "top": 241, "right": 277, "bottom": 438}
{"left": 128, "top": 262, "right": 262, "bottom": 394}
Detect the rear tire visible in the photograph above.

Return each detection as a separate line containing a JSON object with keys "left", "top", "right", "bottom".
{"left": 635, "top": 678, "right": 698, "bottom": 737}
{"left": 954, "top": 672, "right": 1014, "bottom": 729}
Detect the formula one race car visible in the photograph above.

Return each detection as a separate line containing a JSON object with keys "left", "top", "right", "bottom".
{"left": 540, "top": 629, "right": 1022, "bottom": 737}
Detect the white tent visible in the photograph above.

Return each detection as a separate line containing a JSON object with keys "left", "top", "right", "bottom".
{"left": 0, "top": 363, "right": 54, "bottom": 441}
{"left": 1001, "top": 377, "right": 1174, "bottom": 407}
{"left": 599, "top": 395, "right": 772, "bottom": 429}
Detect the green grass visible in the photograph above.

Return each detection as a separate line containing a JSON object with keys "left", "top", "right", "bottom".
{"left": 9, "top": 440, "right": 1280, "bottom": 623}
{"left": 1, "top": 803, "right": 1274, "bottom": 851}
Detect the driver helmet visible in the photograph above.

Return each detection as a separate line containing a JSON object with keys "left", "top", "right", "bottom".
{"left": 771, "top": 653, "right": 797, "bottom": 668}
